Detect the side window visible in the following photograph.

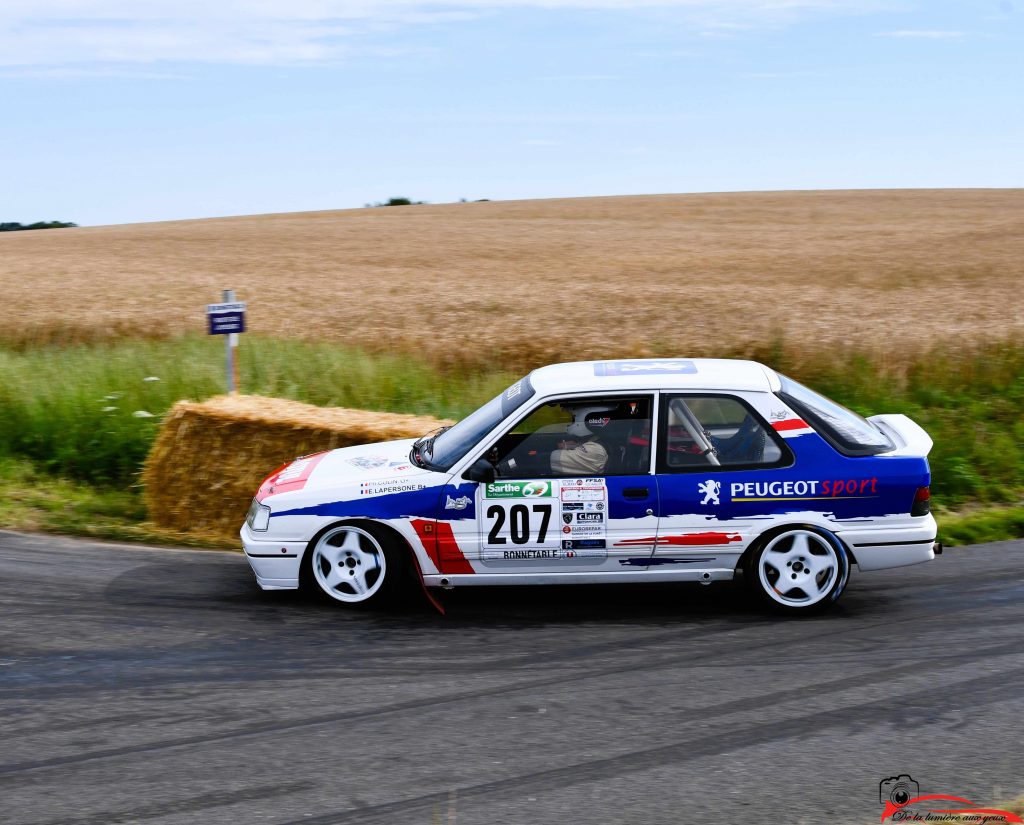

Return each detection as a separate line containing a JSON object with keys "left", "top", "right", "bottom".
{"left": 659, "top": 394, "right": 790, "bottom": 472}
{"left": 490, "top": 396, "right": 653, "bottom": 478}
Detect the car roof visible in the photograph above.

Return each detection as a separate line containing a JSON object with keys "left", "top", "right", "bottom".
{"left": 528, "top": 358, "right": 780, "bottom": 396}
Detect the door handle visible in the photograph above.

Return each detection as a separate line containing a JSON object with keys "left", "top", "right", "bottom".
{"left": 622, "top": 487, "right": 649, "bottom": 500}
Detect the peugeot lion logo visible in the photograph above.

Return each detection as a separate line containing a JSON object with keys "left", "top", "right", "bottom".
{"left": 698, "top": 479, "right": 721, "bottom": 506}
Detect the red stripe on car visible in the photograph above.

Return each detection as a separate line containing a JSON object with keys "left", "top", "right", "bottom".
{"left": 614, "top": 532, "right": 742, "bottom": 547}
{"left": 771, "top": 419, "right": 810, "bottom": 431}
{"left": 410, "top": 519, "right": 474, "bottom": 575}
{"left": 255, "top": 451, "right": 328, "bottom": 501}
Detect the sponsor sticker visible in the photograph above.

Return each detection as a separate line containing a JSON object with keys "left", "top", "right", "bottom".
{"left": 347, "top": 455, "right": 389, "bottom": 470}
{"left": 726, "top": 479, "right": 880, "bottom": 502}
{"left": 483, "top": 478, "right": 608, "bottom": 554}
{"left": 445, "top": 495, "right": 472, "bottom": 510}
{"left": 485, "top": 480, "right": 553, "bottom": 498}
{"left": 276, "top": 457, "right": 314, "bottom": 482}
{"left": 561, "top": 487, "right": 604, "bottom": 501}
{"left": 560, "top": 539, "right": 607, "bottom": 558}
{"left": 360, "top": 481, "right": 425, "bottom": 496}
{"left": 697, "top": 478, "right": 883, "bottom": 504}
{"left": 484, "top": 548, "right": 560, "bottom": 561}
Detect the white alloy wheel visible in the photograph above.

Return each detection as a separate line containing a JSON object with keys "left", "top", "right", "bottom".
{"left": 311, "top": 525, "right": 388, "bottom": 603}
{"left": 756, "top": 529, "right": 844, "bottom": 609}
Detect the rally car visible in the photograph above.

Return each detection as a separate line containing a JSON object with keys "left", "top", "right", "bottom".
{"left": 241, "top": 358, "right": 939, "bottom": 613}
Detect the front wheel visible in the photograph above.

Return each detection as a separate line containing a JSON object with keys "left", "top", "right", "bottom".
{"left": 306, "top": 523, "right": 407, "bottom": 607}
{"left": 745, "top": 527, "right": 850, "bottom": 614}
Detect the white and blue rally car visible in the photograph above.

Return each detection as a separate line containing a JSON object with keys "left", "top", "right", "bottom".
{"left": 241, "top": 359, "right": 939, "bottom": 613}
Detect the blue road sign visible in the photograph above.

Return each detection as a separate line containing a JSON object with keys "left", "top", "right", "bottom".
{"left": 206, "top": 302, "right": 247, "bottom": 335}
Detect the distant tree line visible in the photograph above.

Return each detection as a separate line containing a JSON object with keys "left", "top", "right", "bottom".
{"left": 0, "top": 221, "right": 77, "bottom": 232}
{"left": 364, "top": 197, "right": 490, "bottom": 208}
{"left": 365, "top": 198, "right": 427, "bottom": 208}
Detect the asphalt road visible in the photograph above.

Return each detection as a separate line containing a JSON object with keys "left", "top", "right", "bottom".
{"left": 1, "top": 530, "right": 1022, "bottom": 825}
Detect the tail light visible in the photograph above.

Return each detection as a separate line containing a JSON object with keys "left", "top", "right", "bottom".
{"left": 912, "top": 486, "right": 931, "bottom": 517}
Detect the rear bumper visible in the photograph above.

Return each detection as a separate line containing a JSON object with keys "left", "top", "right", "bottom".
{"left": 240, "top": 523, "right": 304, "bottom": 589}
{"left": 838, "top": 515, "right": 938, "bottom": 571}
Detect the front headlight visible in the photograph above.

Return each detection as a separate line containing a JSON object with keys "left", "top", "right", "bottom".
{"left": 246, "top": 499, "right": 271, "bottom": 532}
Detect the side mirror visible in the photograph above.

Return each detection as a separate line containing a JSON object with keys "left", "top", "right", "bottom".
{"left": 463, "top": 458, "right": 495, "bottom": 484}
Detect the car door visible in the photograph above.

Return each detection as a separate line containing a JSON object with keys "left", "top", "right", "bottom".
{"left": 653, "top": 393, "right": 793, "bottom": 568}
{"left": 468, "top": 393, "right": 660, "bottom": 573}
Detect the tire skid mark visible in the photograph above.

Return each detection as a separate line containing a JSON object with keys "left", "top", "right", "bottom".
{"left": 0, "top": 606, "right": 872, "bottom": 700}
{"left": 0, "top": 611, "right": 899, "bottom": 768}
{"left": 25, "top": 780, "right": 316, "bottom": 825}
{"left": 273, "top": 664, "right": 1024, "bottom": 825}
{"left": 1, "top": 631, "right": 1019, "bottom": 781}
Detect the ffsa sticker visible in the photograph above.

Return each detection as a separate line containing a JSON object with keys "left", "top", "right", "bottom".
{"left": 481, "top": 478, "right": 608, "bottom": 559}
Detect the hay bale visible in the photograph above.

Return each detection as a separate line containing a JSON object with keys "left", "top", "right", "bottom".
{"left": 143, "top": 395, "right": 452, "bottom": 541}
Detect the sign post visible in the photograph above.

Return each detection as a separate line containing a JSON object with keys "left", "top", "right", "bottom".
{"left": 206, "top": 291, "right": 246, "bottom": 394}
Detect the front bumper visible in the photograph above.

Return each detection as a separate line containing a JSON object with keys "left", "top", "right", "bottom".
{"left": 837, "top": 514, "right": 939, "bottom": 571}
{"left": 240, "top": 523, "right": 305, "bottom": 590}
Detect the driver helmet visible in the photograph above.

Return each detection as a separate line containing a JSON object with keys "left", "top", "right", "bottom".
{"left": 566, "top": 405, "right": 616, "bottom": 439}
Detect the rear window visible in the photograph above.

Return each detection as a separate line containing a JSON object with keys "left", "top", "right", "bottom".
{"left": 777, "top": 375, "right": 893, "bottom": 457}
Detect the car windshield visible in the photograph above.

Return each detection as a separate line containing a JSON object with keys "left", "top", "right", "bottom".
{"left": 420, "top": 374, "right": 536, "bottom": 471}
{"left": 777, "top": 374, "right": 893, "bottom": 456}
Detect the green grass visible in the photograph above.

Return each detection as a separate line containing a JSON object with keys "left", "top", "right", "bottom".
{"left": 748, "top": 337, "right": 1024, "bottom": 508}
{"left": 936, "top": 505, "right": 1024, "bottom": 547}
{"left": 0, "top": 456, "right": 232, "bottom": 547}
{"left": 0, "top": 335, "right": 516, "bottom": 487}
{"left": 0, "top": 335, "right": 1022, "bottom": 546}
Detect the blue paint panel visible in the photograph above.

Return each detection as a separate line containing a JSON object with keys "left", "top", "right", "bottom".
{"left": 272, "top": 481, "right": 478, "bottom": 521}
{"left": 658, "top": 433, "right": 930, "bottom": 521}
{"left": 605, "top": 476, "right": 658, "bottom": 520}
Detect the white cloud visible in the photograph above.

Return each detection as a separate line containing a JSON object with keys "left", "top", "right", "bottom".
{"left": 1, "top": 1, "right": 901, "bottom": 69}
{"left": 875, "top": 29, "right": 967, "bottom": 38}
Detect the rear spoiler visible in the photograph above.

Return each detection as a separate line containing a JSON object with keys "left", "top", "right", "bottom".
{"left": 868, "top": 414, "right": 933, "bottom": 457}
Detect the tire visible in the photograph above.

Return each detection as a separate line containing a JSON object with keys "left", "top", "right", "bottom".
{"left": 744, "top": 526, "right": 850, "bottom": 614}
{"left": 304, "top": 522, "right": 409, "bottom": 608}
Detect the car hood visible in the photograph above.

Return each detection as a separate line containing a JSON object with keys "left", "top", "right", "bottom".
{"left": 256, "top": 438, "right": 437, "bottom": 502}
{"left": 303, "top": 439, "right": 430, "bottom": 491}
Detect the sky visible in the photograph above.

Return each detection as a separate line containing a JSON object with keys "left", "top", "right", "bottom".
{"left": 1, "top": 0, "right": 1021, "bottom": 226}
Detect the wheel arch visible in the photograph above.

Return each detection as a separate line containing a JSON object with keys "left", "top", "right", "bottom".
{"left": 299, "top": 518, "right": 443, "bottom": 613}
{"left": 736, "top": 521, "right": 858, "bottom": 574}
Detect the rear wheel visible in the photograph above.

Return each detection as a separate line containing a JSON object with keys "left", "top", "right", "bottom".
{"left": 746, "top": 527, "right": 849, "bottom": 614}
{"left": 306, "top": 523, "right": 407, "bottom": 607}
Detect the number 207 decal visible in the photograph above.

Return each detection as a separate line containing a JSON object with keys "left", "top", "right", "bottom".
{"left": 486, "top": 504, "right": 553, "bottom": 545}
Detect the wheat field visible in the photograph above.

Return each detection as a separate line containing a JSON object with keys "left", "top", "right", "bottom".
{"left": 3, "top": 189, "right": 1022, "bottom": 369}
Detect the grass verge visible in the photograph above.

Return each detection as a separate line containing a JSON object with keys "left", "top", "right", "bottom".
{"left": 935, "top": 505, "right": 1024, "bottom": 547}
{"left": 1, "top": 335, "right": 1022, "bottom": 547}
{"left": 0, "top": 335, "right": 515, "bottom": 487}
{"left": 0, "top": 458, "right": 235, "bottom": 549}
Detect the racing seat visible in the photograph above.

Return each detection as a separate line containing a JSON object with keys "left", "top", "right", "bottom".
{"left": 598, "top": 420, "right": 632, "bottom": 474}
{"left": 710, "top": 416, "right": 766, "bottom": 464}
